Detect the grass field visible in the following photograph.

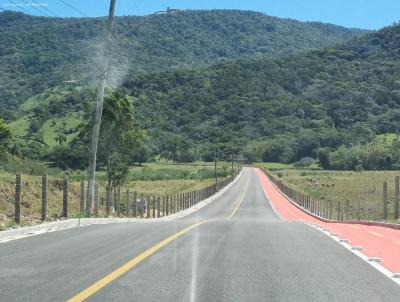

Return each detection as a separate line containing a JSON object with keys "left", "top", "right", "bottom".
{"left": 376, "top": 133, "right": 399, "bottom": 146}
{"left": 39, "top": 114, "right": 82, "bottom": 146}
{"left": 268, "top": 168, "right": 400, "bottom": 221}
{"left": 68, "top": 162, "right": 233, "bottom": 182}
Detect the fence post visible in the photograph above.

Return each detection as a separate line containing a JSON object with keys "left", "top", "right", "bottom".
{"left": 62, "top": 177, "right": 69, "bottom": 219}
{"left": 140, "top": 193, "right": 144, "bottom": 218}
{"left": 337, "top": 202, "right": 341, "bottom": 221}
{"left": 116, "top": 187, "right": 121, "bottom": 216}
{"left": 106, "top": 185, "right": 111, "bottom": 216}
{"left": 15, "top": 173, "right": 21, "bottom": 224}
{"left": 345, "top": 200, "right": 349, "bottom": 220}
{"left": 395, "top": 176, "right": 399, "bottom": 220}
{"left": 166, "top": 196, "right": 170, "bottom": 216}
{"left": 94, "top": 184, "right": 99, "bottom": 217}
{"left": 126, "top": 189, "right": 130, "bottom": 217}
{"left": 80, "top": 178, "right": 85, "bottom": 214}
{"left": 341, "top": 203, "right": 344, "bottom": 221}
{"left": 41, "top": 174, "right": 48, "bottom": 222}
{"left": 162, "top": 197, "right": 165, "bottom": 216}
{"left": 152, "top": 196, "right": 156, "bottom": 218}
{"left": 173, "top": 195, "right": 177, "bottom": 213}
{"left": 133, "top": 191, "right": 137, "bottom": 217}
{"left": 157, "top": 197, "right": 161, "bottom": 218}
{"left": 383, "top": 181, "right": 388, "bottom": 220}
{"left": 147, "top": 194, "right": 151, "bottom": 218}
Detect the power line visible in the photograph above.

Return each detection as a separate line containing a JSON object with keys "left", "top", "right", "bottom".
{"left": 0, "top": 7, "right": 6, "bottom": 12}
{"left": 7, "top": 0, "right": 33, "bottom": 15}
{"left": 19, "top": 0, "right": 50, "bottom": 17}
{"left": 30, "top": 0, "right": 59, "bottom": 17}
{"left": 58, "top": 0, "right": 89, "bottom": 17}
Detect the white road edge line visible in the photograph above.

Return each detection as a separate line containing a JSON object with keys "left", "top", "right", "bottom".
{"left": 306, "top": 222, "right": 400, "bottom": 286}
{"left": 256, "top": 171, "right": 283, "bottom": 220}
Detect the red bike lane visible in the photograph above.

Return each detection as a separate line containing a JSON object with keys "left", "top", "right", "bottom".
{"left": 256, "top": 169, "right": 400, "bottom": 275}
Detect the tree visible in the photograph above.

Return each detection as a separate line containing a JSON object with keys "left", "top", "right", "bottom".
{"left": 0, "top": 118, "right": 12, "bottom": 160}
{"left": 317, "top": 148, "right": 331, "bottom": 170}
{"left": 55, "top": 131, "right": 67, "bottom": 147}
{"left": 97, "top": 91, "right": 146, "bottom": 189}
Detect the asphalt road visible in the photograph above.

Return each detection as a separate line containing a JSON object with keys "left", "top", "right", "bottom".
{"left": 1, "top": 168, "right": 400, "bottom": 301}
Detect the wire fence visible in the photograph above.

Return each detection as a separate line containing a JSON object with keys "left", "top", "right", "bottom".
{"left": 261, "top": 168, "right": 400, "bottom": 222}
{"left": 5, "top": 168, "right": 241, "bottom": 226}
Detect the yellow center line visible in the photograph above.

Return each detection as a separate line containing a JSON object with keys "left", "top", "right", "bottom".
{"left": 226, "top": 179, "right": 249, "bottom": 220}
{"left": 67, "top": 176, "right": 250, "bottom": 301}
{"left": 368, "top": 231, "right": 384, "bottom": 238}
{"left": 67, "top": 220, "right": 208, "bottom": 302}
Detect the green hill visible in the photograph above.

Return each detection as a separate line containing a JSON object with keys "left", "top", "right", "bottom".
{"left": 6, "top": 20, "right": 400, "bottom": 169}
{"left": 5, "top": 9, "right": 400, "bottom": 170}
{"left": 121, "top": 24, "right": 400, "bottom": 164}
{"left": 0, "top": 9, "right": 367, "bottom": 116}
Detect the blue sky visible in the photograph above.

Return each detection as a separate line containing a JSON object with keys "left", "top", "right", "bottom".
{"left": 1, "top": 0, "right": 399, "bottom": 30}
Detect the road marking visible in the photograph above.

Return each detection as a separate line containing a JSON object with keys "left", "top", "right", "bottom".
{"left": 68, "top": 174, "right": 248, "bottom": 301}
{"left": 67, "top": 220, "right": 209, "bottom": 302}
{"left": 348, "top": 225, "right": 360, "bottom": 230}
{"left": 307, "top": 223, "right": 400, "bottom": 287}
{"left": 226, "top": 179, "right": 249, "bottom": 220}
{"left": 369, "top": 231, "right": 384, "bottom": 238}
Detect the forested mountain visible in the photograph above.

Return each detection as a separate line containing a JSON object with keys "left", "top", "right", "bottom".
{"left": 5, "top": 18, "right": 400, "bottom": 170}
{"left": 122, "top": 22, "right": 400, "bottom": 167}
{"left": 4, "top": 9, "right": 400, "bottom": 169}
{"left": 0, "top": 9, "right": 367, "bottom": 115}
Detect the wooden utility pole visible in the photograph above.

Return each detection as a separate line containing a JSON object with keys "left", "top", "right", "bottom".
{"left": 86, "top": 0, "right": 117, "bottom": 215}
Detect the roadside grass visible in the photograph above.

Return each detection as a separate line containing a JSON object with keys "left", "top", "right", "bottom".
{"left": 254, "top": 162, "right": 320, "bottom": 170}
{"left": 268, "top": 169, "right": 400, "bottom": 221}
{"left": 254, "top": 162, "right": 294, "bottom": 170}
{"left": 68, "top": 161, "right": 233, "bottom": 182}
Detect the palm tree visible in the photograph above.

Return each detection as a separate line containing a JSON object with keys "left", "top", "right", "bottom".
{"left": 55, "top": 132, "right": 67, "bottom": 147}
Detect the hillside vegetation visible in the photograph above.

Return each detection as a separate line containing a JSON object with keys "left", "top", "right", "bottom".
{"left": 0, "top": 9, "right": 367, "bottom": 115}
{"left": 121, "top": 23, "right": 400, "bottom": 169}
{"left": 4, "top": 10, "right": 400, "bottom": 170}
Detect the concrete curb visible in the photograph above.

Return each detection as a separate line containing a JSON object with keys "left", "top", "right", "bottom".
{"left": 259, "top": 168, "right": 400, "bottom": 230}
{"left": 0, "top": 170, "right": 243, "bottom": 242}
